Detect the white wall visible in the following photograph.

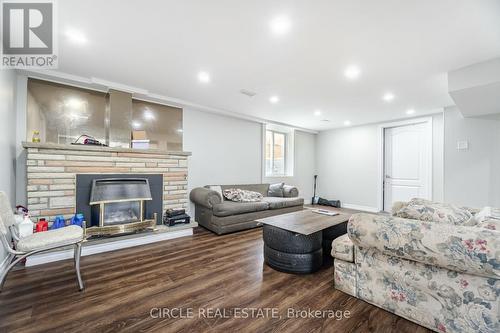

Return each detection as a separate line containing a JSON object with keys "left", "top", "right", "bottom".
{"left": 264, "top": 130, "right": 317, "bottom": 202}
{"left": 316, "top": 123, "right": 380, "bottom": 210}
{"left": 444, "top": 106, "right": 500, "bottom": 207}
{"left": 183, "top": 108, "right": 317, "bottom": 213}
{"left": 316, "top": 114, "right": 445, "bottom": 211}
{"left": 183, "top": 108, "right": 263, "bottom": 213}
{"left": 0, "top": 70, "right": 17, "bottom": 203}
{"left": 432, "top": 113, "right": 445, "bottom": 201}
{"left": 0, "top": 69, "right": 17, "bottom": 271}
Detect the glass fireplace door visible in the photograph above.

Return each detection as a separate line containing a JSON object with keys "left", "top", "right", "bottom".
{"left": 102, "top": 201, "right": 141, "bottom": 225}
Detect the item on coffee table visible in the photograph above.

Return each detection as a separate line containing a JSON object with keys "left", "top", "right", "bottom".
{"left": 312, "top": 209, "right": 339, "bottom": 216}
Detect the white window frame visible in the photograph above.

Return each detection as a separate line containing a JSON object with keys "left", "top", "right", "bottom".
{"left": 266, "top": 129, "right": 287, "bottom": 176}
{"left": 263, "top": 124, "right": 294, "bottom": 177}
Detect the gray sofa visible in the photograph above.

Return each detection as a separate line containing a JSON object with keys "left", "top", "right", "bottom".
{"left": 190, "top": 184, "right": 304, "bottom": 235}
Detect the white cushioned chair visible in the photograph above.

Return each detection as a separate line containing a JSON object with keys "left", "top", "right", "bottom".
{"left": 0, "top": 191, "right": 85, "bottom": 292}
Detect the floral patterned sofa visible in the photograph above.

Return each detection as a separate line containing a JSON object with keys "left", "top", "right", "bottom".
{"left": 331, "top": 199, "right": 499, "bottom": 333}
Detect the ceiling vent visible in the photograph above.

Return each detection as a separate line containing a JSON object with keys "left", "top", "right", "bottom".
{"left": 240, "top": 89, "right": 257, "bottom": 97}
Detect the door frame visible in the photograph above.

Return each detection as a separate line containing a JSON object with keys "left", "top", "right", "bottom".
{"left": 377, "top": 117, "right": 433, "bottom": 212}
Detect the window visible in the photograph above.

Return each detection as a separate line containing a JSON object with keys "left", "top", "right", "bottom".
{"left": 264, "top": 125, "right": 294, "bottom": 177}
{"left": 266, "top": 130, "right": 286, "bottom": 176}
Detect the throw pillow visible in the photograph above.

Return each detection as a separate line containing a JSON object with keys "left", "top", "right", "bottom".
{"left": 223, "top": 188, "right": 263, "bottom": 202}
{"left": 394, "top": 198, "right": 473, "bottom": 225}
{"left": 207, "top": 185, "right": 223, "bottom": 201}
{"left": 476, "top": 218, "right": 500, "bottom": 231}
{"left": 474, "top": 206, "right": 500, "bottom": 223}
{"left": 268, "top": 183, "right": 285, "bottom": 197}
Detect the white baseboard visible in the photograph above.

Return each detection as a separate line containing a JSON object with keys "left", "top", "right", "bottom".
{"left": 342, "top": 203, "right": 379, "bottom": 213}
{"left": 25, "top": 228, "right": 193, "bottom": 267}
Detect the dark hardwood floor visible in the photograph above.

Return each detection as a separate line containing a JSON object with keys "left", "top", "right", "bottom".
{"left": 0, "top": 227, "right": 431, "bottom": 333}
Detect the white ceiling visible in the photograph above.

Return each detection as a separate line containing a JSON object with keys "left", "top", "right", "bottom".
{"left": 54, "top": 0, "right": 500, "bottom": 131}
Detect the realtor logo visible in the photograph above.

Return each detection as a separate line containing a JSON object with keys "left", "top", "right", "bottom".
{"left": 1, "top": 0, "right": 57, "bottom": 68}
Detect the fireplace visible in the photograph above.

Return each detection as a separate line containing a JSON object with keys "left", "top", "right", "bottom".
{"left": 78, "top": 175, "right": 163, "bottom": 236}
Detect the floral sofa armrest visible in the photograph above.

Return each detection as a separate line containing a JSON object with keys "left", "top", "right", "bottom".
{"left": 347, "top": 213, "right": 500, "bottom": 279}
{"left": 189, "top": 187, "right": 223, "bottom": 209}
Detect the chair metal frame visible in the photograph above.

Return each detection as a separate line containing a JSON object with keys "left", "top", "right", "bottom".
{"left": 0, "top": 223, "right": 86, "bottom": 292}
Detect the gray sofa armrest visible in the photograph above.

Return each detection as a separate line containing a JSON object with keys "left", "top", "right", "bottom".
{"left": 189, "top": 187, "right": 223, "bottom": 209}
{"left": 282, "top": 185, "right": 299, "bottom": 198}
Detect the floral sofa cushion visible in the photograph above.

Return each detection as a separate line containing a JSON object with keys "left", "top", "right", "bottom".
{"left": 476, "top": 218, "right": 500, "bottom": 231}
{"left": 331, "top": 234, "right": 354, "bottom": 262}
{"left": 223, "top": 188, "right": 263, "bottom": 202}
{"left": 348, "top": 213, "right": 500, "bottom": 278}
{"left": 355, "top": 246, "right": 499, "bottom": 333}
{"left": 333, "top": 260, "right": 357, "bottom": 297}
{"left": 393, "top": 198, "right": 473, "bottom": 225}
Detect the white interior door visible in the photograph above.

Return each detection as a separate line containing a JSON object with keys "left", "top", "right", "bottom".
{"left": 383, "top": 121, "right": 432, "bottom": 212}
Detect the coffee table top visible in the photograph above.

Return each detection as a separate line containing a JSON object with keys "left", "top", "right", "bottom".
{"left": 256, "top": 209, "right": 351, "bottom": 235}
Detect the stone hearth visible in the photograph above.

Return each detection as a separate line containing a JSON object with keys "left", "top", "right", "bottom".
{"left": 23, "top": 142, "right": 190, "bottom": 225}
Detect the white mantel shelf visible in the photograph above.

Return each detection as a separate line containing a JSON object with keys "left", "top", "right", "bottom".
{"left": 22, "top": 141, "right": 192, "bottom": 156}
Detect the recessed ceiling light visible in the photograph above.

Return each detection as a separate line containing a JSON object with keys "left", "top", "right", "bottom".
{"left": 65, "top": 29, "right": 87, "bottom": 44}
{"left": 198, "top": 71, "right": 211, "bottom": 83}
{"left": 132, "top": 121, "right": 142, "bottom": 129}
{"left": 382, "top": 92, "right": 395, "bottom": 102}
{"left": 269, "top": 96, "right": 280, "bottom": 104}
{"left": 344, "top": 120, "right": 351, "bottom": 126}
{"left": 344, "top": 65, "right": 361, "bottom": 80}
{"left": 270, "top": 15, "right": 291, "bottom": 36}
{"left": 314, "top": 110, "right": 322, "bottom": 116}
{"left": 406, "top": 109, "right": 415, "bottom": 115}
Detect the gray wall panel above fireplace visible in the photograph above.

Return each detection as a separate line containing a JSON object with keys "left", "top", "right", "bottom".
{"left": 76, "top": 174, "right": 163, "bottom": 227}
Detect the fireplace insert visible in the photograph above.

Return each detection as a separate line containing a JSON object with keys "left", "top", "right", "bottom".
{"left": 87, "top": 178, "right": 158, "bottom": 236}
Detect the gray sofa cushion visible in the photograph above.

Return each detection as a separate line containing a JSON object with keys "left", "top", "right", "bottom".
{"left": 213, "top": 201, "right": 269, "bottom": 217}
{"left": 268, "top": 183, "right": 285, "bottom": 197}
{"left": 261, "top": 197, "right": 304, "bottom": 210}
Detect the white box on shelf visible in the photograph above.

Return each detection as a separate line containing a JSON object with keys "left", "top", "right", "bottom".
{"left": 131, "top": 140, "right": 150, "bottom": 149}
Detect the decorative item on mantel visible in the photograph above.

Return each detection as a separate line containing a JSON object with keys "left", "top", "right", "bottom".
{"left": 131, "top": 130, "right": 150, "bottom": 149}
{"left": 32, "top": 130, "right": 40, "bottom": 143}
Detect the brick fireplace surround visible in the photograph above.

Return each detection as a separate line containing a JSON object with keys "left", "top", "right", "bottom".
{"left": 23, "top": 142, "right": 190, "bottom": 225}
